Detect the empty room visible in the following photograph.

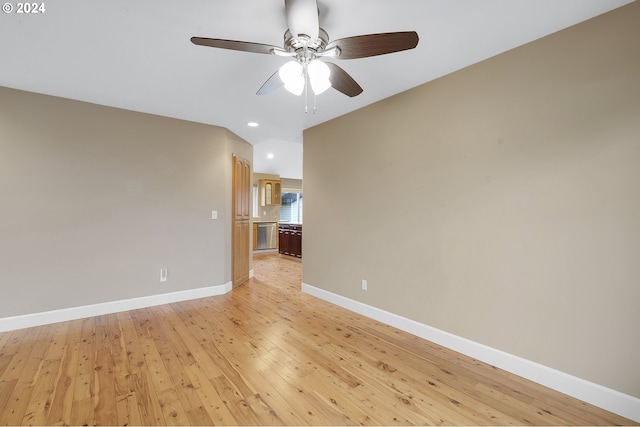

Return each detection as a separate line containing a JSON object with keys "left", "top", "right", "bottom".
{"left": 1, "top": 0, "right": 639, "bottom": 425}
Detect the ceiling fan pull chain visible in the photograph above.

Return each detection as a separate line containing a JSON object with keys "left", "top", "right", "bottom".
{"left": 304, "top": 65, "right": 309, "bottom": 113}
{"left": 313, "top": 91, "right": 318, "bottom": 114}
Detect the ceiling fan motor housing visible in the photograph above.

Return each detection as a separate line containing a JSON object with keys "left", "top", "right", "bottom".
{"left": 284, "top": 28, "right": 330, "bottom": 63}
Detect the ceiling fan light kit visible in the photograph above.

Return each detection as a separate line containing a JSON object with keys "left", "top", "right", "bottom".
{"left": 279, "top": 61, "right": 305, "bottom": 95}
{"left": 277, "top": 59, "right": 332, "bottom": 97}
{"left": 307, "top": 60, "right": 331, "bottom": 95}
{"left": 191, "top": 0, "right": 419, "bottom": 109}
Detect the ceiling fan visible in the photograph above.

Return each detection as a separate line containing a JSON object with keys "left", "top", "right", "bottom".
{"left": 191, "top": 0, "right": 419, "bottom": 100}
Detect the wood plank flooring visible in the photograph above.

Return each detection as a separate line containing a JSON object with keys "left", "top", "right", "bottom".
{"left": 0, "top": 253, "right": 636, "bottom": 425}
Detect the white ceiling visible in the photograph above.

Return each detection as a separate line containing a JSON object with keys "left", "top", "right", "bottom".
{"left": 1, "top": 0, "right": 632, "bottom": 179}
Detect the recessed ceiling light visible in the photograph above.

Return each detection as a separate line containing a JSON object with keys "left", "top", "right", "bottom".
{"left": 267, "top": 153, "right": 274, "bottom": 159}
{"left": 247, "top": 122, "right": 259, "bottom": 127}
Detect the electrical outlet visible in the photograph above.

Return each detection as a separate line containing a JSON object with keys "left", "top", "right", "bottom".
{"left": 361, "top": 279, "right": 368, "bottom": 291}
{"left": 160, "top": 268, "right": 168, "bottom": 282}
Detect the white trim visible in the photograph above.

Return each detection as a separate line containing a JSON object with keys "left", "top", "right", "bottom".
{"left": 0, "top": 282, "right": 232, "bottom": 333}
{"left": 301, "top": 282, "right": 640, "bottom": 423}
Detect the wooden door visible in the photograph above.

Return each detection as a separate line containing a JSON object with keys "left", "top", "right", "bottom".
{"left": 232, "top": 154, "right": 251, "bottom": 286}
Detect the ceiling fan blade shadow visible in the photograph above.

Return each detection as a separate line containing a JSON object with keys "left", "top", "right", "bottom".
{"left": 327, "top": 31, "right": 419, "bottom": 60}
{"left": 257, "top": 70, "right": 284, "bottom": 96}
{"left": 191, "top": 37, "right": 278, "bottom": 55}
{"left": 326, "top": 62, "right": 363, "bottom": 97}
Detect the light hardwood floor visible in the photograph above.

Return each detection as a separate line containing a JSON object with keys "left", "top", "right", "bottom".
{"left": 0, "top": 253, "right": 636, "bottom": 425}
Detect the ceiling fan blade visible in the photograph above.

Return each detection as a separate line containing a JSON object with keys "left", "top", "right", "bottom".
{"left": 285, "top": 0, "right": 319, "bottom": 42}
{"left": 326, "top": 31, "right": 419, "bottom": 60}
{"left": 191, "top": 37, "right": 278, "bottom": 55}
{"left": 257, "top": 70, "right": 284, "bottom": 96}
{"left": 325, "top": 62, "right": 363, "bottom": 97}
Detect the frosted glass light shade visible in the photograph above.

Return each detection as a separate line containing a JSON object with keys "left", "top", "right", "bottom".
{"left": 308, "top": 60, "right": 332, "bottom": 95}
{"left": 279, "top": 61, "right": 304, "bottom": 96}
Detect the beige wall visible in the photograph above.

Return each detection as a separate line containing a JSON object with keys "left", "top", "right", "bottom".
{"left": 0, "top": 87, "right": 252, "bottom": 317}
{"left": 304, "top": 3, "right": 640, "bottom": 398}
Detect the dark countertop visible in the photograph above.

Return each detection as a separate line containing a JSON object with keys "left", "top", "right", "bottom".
{"left": 279, "top": 223, "right": 302, "bottom": 229}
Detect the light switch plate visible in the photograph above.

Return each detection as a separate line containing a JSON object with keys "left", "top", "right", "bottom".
{"left": 211, "top": 210, "right": 217, "bottom": 220}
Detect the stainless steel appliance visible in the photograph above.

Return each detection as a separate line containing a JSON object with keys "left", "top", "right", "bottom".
{"left": 257, "top": 222, "right": 278, "bottom": 250}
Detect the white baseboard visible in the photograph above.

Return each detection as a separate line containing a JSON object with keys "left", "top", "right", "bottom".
{"left": 301, "top": 282, "right": 640, "bottom": 423}
{"left": 0, "top": 282, "right": 232, "bottom": 333}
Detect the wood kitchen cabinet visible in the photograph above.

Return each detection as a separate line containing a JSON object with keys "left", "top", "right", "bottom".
{"left": 252, "top": 223, "right": 258, "bottom": 251}
{"left": 259, "top": 179, "right": 282, "bottom": 206}
{"left": 279, "top": 224, "right": 302, "bottom": 258}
